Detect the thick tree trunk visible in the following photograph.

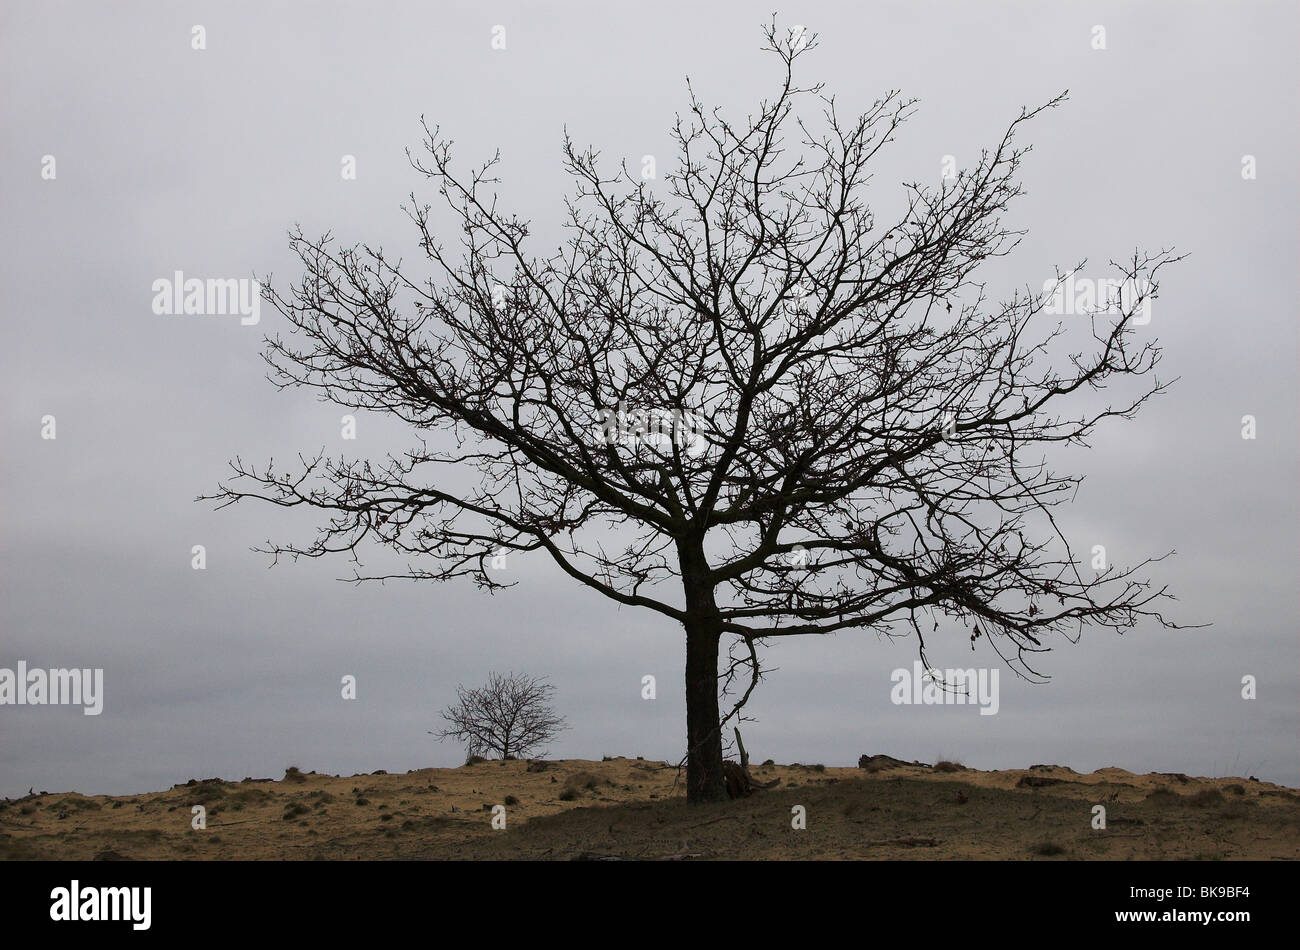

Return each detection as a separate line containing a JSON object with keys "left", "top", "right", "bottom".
{"left": 680, "top": 540, "right": 726, "bottom": 803}
{"left": 684, "top": 618, "right": 725, "bottom": 802}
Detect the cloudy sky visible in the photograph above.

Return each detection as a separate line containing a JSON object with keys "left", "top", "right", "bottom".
{"left": 2, "top": 0, "right": 1296, "bottom": 799}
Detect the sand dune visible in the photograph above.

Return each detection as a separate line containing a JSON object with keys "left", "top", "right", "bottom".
{"left": 3, "top": 757, "right": 1297, "bottom": 860}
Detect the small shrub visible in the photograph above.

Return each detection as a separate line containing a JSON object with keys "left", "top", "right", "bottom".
{"left": 1144, "top": 788, "right": 1181, "bottom": 807}
{"left": 934, "top": 760, "right": 963, "bottom": 773}
{"left": 1033, "top": 841, "right": 1065, "bottom": 856}
{"left": 566, "top": 770, "right": 603, "bottom": 790}
{"left": 283, "top": 766, "right": 307, "bottom": 784}
{"left": 1189, "top": 788, "right": 1224, "bottom": 808}
{"left": 227, "top": 788, "right": 271, "bottom": 808}
{"left": 465, "top": 755, "right": 488, "bottom": 766}
{"left": 504, "top": 794, "right": 519, "bottom": 806}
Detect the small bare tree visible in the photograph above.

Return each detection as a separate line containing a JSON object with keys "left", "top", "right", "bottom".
{"left": 431, "top": 671, "right": 566, "bottom": 760}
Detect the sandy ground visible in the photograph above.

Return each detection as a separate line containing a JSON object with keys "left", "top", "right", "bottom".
{"left": 3, "top": 756, "right": 1297, "bottom": 860}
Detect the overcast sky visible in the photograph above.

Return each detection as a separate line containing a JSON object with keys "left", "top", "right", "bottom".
{"left": 2, "top": 0, "right": 1297, "bottom": 799}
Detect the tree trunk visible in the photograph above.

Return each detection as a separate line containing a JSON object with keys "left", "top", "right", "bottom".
{"left": 680, "top": 541, "right": 726, "bottom": 803}
{"left": 684, "top": 618, "right": 726, "bottom": 802}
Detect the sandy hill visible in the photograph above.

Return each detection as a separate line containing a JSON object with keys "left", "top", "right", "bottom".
{"left": 3, "top": 756, "right": 1297, "bottom": 860}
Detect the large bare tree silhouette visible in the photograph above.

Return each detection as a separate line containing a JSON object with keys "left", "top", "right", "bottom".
{"left": 207, "top": 23, "right": 1185, "bottom": 802}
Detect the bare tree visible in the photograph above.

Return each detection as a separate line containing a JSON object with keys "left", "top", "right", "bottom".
{"left": 431, "top": 671, "right": 566, "bottom": 761}
{"left": 205, "top": 21, "right": 1188, "bottom": 802}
